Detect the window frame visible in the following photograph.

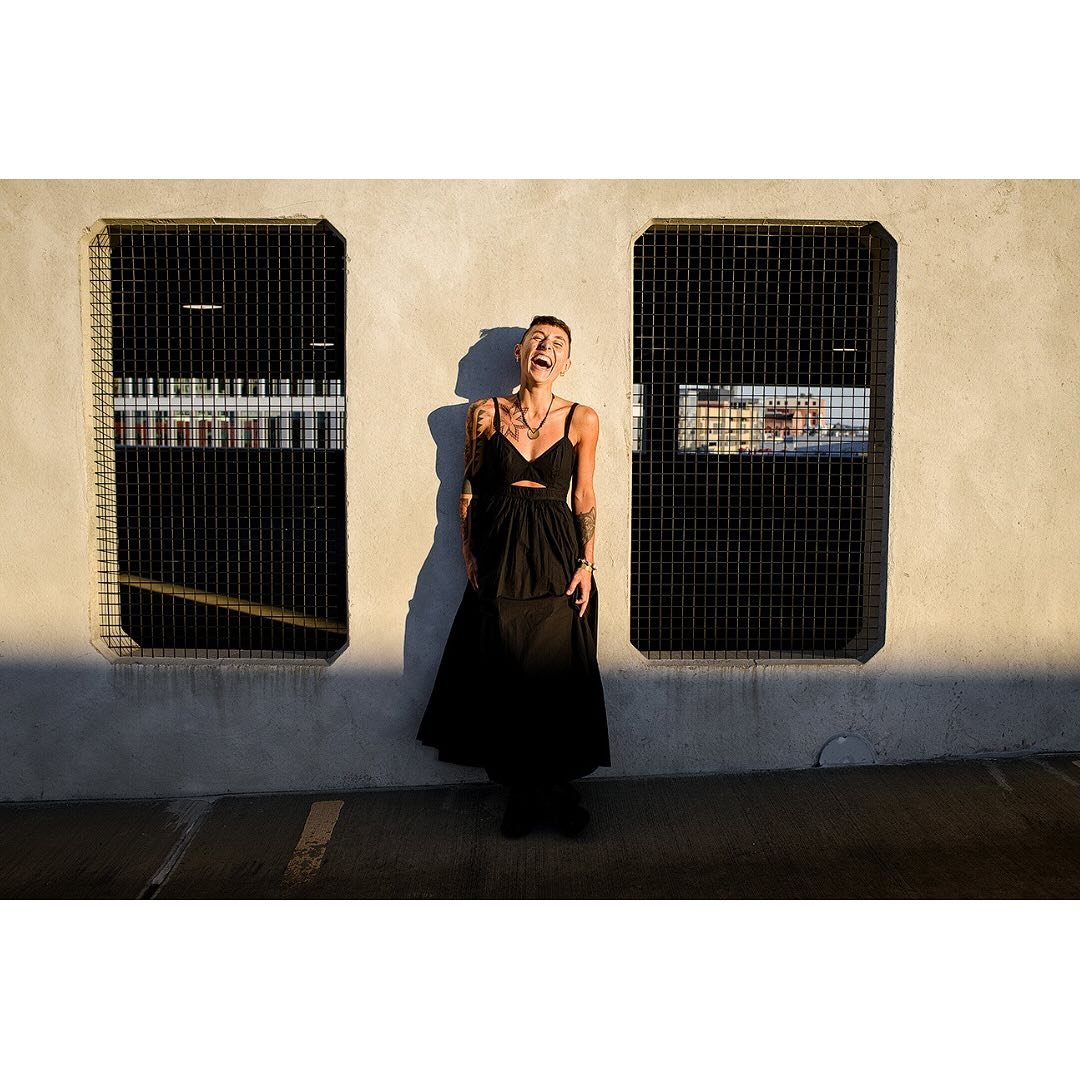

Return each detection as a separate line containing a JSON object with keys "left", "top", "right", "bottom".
{"left": 628, "top": 218, "right": 895, "bottom": 665}
{"left": 84, "top": 218, "right": 350, "bottom": 665}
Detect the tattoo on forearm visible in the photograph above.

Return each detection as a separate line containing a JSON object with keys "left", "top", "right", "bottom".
{"left": 459, "top": 495, "right": 472, "bottom": 546}
{"left": 575, "top": 506, "right": 596, "bottom": 546}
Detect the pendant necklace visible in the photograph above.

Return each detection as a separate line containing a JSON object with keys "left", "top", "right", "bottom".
{"left": 517, "top": 393, "right": 554, "bottom": 441}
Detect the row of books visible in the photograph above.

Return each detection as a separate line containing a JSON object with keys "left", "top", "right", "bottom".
{"left": 114, "top": 410, "right": 345, "bottom": 450}
{"left": 112, "top": 377, "right": 343, "bottom": 398}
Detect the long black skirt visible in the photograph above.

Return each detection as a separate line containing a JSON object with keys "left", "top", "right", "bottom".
{"left": 417, "top": 488, "right": 610, "bottom": 782}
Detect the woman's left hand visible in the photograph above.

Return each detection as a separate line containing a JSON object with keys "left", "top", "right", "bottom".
{"left": 565, "top": 567, "right": 592, "bottom": 618}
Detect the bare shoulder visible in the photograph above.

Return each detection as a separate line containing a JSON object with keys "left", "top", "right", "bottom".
{"left": 570, "top": 403, "right": 600, "bottom": 441}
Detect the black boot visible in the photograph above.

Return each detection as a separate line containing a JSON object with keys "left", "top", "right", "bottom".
{"left": 500, "top": 784, "right": 538, "bottom": 838}
{"left": 553, "top": 781, "right": 589, "bottom": 837}
{"left": 556, "top": 780, "right": 582, "bottom": 805}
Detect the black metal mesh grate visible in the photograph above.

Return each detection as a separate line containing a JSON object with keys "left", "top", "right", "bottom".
{"left": 90, "top": 221, "right": 348, "bottom": 659}
{"left": 631, "top": 221, "right": 892, "bottom": 660}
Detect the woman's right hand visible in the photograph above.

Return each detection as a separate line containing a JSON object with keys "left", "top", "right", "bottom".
{"left": 463, "top": 546, "right": 479, "bottom": 591}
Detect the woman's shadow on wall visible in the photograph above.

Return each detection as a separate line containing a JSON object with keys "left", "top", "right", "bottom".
{"left": 402, "top": 327, "right": 524, "bottom": 715}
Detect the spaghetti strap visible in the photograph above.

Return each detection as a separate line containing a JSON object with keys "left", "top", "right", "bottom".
{"left": 491, "top": 396, "right": 500, "bottom": 433}
{"left": 564, "top": 401, "right": 579, "bottom": 438}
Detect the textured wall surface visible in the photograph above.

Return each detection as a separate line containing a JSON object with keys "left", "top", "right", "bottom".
{"left": 1, "top": 179, "right": 1077, "bottom": 801}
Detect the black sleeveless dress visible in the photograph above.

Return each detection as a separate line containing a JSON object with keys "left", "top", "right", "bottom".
{"left": 417, "top": 399, "right": 610, "bottom": 782}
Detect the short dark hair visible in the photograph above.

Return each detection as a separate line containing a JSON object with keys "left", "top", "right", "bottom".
{"left": 521, "top": 315, "right": 571, "bottom": 353}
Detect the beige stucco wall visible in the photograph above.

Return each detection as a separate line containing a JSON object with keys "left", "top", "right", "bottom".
{"left": 1, "top": 179, "right": 1077, "bottom": 801}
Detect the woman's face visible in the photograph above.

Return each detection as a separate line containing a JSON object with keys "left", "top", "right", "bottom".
{"left": 514, "top": 324, "right": 570, "bottom": 385}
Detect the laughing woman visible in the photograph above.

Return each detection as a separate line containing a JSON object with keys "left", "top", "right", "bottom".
{"left": 417, "top": 315, "right": 610, "bottom": 837}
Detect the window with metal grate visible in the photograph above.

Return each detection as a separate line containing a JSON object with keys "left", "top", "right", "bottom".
{"left": 90, "top": 221, "right": 348, "bottom": 659}
{"left": 631, "top": 221, "right": 893, "bottom": 660}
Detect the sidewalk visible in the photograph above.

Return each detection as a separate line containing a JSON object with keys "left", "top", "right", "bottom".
{"left": 1, "top": 755, "right": 1076, "bottom": 899}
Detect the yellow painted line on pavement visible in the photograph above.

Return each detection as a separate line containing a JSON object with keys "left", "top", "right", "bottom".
{"left": 118, "top": 573, "right": 346, "bottom": 633}
{"left": 282, "top": 800, "right": 345, "bottom": 889}
{"left": 981, "top": 762, "right": 1013, "bottom": 793}
{"left": 1033, "top": 759, "right": 1079, "bottom": 788}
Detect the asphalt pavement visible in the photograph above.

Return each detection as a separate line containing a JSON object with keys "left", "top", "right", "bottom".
{"left": 0, "top": 755, "right": 1076, "bottom": 899}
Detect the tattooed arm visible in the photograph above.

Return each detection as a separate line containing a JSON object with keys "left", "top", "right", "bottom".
{"left": 461, "top": 399, "right": 489, "bottom": 589}
{"left": 565, "top": 405, "right": 600, "bottom": 618}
